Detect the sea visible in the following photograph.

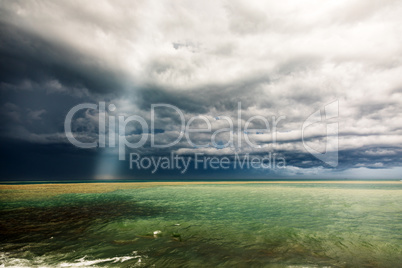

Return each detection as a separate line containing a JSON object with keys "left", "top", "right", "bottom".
{"left": 0, "top": 181, "right": 401, "bottom": 267}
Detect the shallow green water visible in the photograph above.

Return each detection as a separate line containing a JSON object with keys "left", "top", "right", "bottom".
{"left": 1, "top": 183, "right": 401, "bottom": 267}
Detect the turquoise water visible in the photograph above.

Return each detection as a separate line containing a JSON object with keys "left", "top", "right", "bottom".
{"left": 1, "top": 183, "right": 401, "bottom": 267}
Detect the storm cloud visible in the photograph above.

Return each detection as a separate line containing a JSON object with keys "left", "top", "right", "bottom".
{"left": 1, "top": 0, "right": 402, "bottom": 180}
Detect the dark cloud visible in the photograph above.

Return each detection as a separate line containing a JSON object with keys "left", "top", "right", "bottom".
{"left": 0, "top": 0, "right": 402, "bottom": 181}
{"left": 0, "top": 139, "right": 98, "bottom": 180}
{"left": 136, "top": 76, "right": 269, "bottom": 114}
{"left": 0, "top": 22, "right": 126, "bottom": 95}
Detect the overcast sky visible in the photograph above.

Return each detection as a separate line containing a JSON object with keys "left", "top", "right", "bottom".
{"left": 1, "top": 0, "right": 402, "bottom": 181}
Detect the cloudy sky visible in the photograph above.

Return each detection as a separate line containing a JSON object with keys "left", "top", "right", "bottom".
{"left": 1, "top": 0, "right": 402, "bottom": 181}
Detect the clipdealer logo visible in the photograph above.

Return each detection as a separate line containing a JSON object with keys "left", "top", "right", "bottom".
{"left": 64, "top": 101, "right": 338, "bottom": 173}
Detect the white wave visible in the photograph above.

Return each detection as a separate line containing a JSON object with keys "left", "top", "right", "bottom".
{"left": 0, "top": 252, "right": 144, "bottom": 268}
{"left": 59, "top": 255, "right": 141, "bottom": 267}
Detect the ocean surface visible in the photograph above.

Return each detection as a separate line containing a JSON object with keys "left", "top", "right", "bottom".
{"left": 0, "top": 182, "right": 401, "bottom": 267}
